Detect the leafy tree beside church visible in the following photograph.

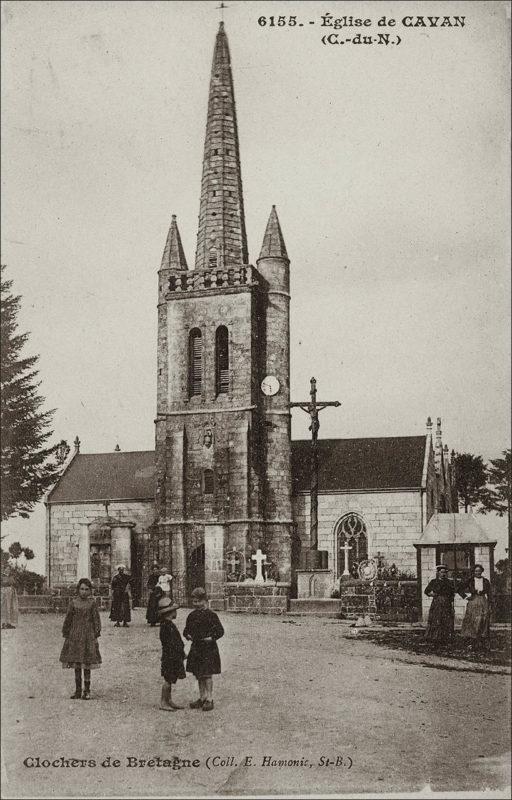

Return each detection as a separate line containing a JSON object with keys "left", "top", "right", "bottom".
{"left": 454, "top": 453, "right": 488, "bottom": 513}
{"left": 0, "top": 266, "right": 59, "bottom": 520}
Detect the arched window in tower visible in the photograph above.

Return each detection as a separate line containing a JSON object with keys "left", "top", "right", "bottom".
{"left": 336, "top": 513, "right": 368, "bottom": 577}
{"left": 215, "top": 326, "right": 229, "bottom": 395}
{"left": 188, "top": 328, "right": 202, "bottom": 397}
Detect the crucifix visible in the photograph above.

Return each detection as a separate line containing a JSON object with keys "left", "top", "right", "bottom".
{"left": 251, "top": 549, "right": 267, "bottom": 584}
{"left": 290, "top": 378, "right": 341, "bottom": 556}
{"left": 339, "top": 541, "right": 352, "bottom": 577}
{"left": 103, "top": 500, "right": 110, "bottom": 517}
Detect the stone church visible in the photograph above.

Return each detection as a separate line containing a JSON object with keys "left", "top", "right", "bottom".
{"left": 45, "top": 23, "right": 461, "bottom": 612}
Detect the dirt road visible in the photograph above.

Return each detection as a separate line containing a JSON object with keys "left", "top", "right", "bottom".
{"left": 1, "top": 609, "right": 510, "bottom": 797}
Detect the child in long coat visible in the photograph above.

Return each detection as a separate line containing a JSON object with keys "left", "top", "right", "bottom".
{"left": 183, "top": 587, "right": 224, "bottom": 712}
{"left": 60, "top": 578, "right": 101, "bottom": 699}
{"left": 158, "top": 600, "right": 186, "bottom": 711}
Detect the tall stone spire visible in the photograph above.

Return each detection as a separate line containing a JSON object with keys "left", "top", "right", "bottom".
{"left": 161, "top": 215, "right": 188, "bottom": 270}
{"left": 195, "top": 22, "right": 249, "bottom": 271}
{"left": 259, "top": 206, "right": 289, "bottom": 261}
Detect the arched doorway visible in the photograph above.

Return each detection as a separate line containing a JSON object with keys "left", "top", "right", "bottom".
{"left": 336, "top": 513, "right": 368, "bottom": 577}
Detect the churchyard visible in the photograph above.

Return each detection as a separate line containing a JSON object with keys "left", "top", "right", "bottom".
{"left": 2, "top": 609, "right": 510, "bottom": 798}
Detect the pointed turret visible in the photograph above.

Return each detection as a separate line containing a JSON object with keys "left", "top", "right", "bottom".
{"left": 195, "top": 22, "right": 248, "bottom": 271}
{"left": 161, "top": 215, "right": 188, "bottom": 271}
{"left": 259, "top": 205, "right": 289, "bottom": 261}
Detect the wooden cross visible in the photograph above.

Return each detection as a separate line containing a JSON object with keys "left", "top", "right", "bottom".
{"left": 290, "top": 377, "right": 340, "bottom": 551}
{"left": 251, "top": 549, "right": 267, "bottom": 583}
{"left": 339, "top": 541, "right": 352, "bottom": 577}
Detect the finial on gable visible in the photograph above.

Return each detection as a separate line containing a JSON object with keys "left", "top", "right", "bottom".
{"left": 74, "top": 436, "right": 81, "bottom": 453}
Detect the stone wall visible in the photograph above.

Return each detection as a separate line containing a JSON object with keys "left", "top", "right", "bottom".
{"left": 224, "top": 582, "right": 290, "bottom": 614}
{"left": 47, "top": 500, "right": 155, "bottom": 588}
{"left": 293, "top": 489, "right": 423, "bottom": 576}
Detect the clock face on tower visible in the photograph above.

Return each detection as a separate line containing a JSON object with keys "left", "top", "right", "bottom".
{"left": 261, "top": 375, "right": 280, "bottom": 396}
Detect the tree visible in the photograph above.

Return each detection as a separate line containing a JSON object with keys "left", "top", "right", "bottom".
{"left": 7, "top": 541, "right": 35, "bottom": 569}
{"left": 480, "top": 450, "right": 511, "bottom": 517}
{"left": 1, "top": 266, "right": 59, "bottom": 520}
{"left": 453, "top": 453, "right": 488, "bottom": 513}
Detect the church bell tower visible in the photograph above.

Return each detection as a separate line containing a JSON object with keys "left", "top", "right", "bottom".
{"left": 154, "top": 22, "right": 292, "bottom": 605}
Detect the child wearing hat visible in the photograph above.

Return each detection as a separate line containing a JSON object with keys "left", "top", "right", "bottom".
{"left": 158, "top": 599, "right": 186, "bottom": 711}
{"left": 183, "top": 587, "right": 224, "bottom": 712}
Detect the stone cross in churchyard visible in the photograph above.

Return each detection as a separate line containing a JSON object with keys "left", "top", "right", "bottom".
{"left": 226, "top": 550, "right": 240, "bottom": 572}
{"left": 251, "top": 549, "right": 267, "bottom": 584}
{"left": 339, "top": 541, "right": 352, "bottom": 577}
{"left": 290, "top": 378, "right": 341, "bottom": 558}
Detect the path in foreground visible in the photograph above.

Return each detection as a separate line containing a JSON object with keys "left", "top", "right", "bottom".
{"left": 2, "top": 610, "right": 510, "bottom": 797}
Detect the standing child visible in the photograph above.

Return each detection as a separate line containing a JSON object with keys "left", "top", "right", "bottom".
{"left": 60, "top": 578, "right": 101, "bottom": 699}
{"left": 158, "top": 600, "right": 186, "bottom": 711}
{"left": 183, "top": 587, "right": 224, "bottom": 712}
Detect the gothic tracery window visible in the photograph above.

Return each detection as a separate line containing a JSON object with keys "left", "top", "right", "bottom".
{"left": 336, "top": 513, "right": 368, "bottom": 576}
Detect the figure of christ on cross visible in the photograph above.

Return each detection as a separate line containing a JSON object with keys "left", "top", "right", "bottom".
{"left": 290, "top": 378, "right": 341, "bottom": 561}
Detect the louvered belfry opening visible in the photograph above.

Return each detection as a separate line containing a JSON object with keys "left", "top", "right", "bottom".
{"left": 189, "top": 328, "right": 202, "bottom": 397}
{"left": 215, "top": 325, "right": 229, "bottom": 395}
{"left": 203, "top": 469, "right": 214, "bottom": 495}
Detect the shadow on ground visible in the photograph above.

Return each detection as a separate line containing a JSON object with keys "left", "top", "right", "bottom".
{"left": 351, "top": 629, "right": 511, "bottom": 668}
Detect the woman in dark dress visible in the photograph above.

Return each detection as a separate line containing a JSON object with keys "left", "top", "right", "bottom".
{"left": 109, "top": 565, "right": 131, "bottom": 627}
{"left": 424, "top": 565, "right": 458, "bottom": 645}
{"left": 146, "top": 563, "right": 162, "bottom": 626}
{"left": 460, "top": 564, "right": 492, "bottom": 650}
{"left": 158, "top": 600, "right": 186, "bottom": 711}
{"left": 183, "top": 587, "right": 224, "bottom": 712}
{"left": 60, "top": 578, "right": 101, "bottom": 699}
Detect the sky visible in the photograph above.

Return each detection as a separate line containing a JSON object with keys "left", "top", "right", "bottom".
{"left": 1, "top": 1, "right": 510, "bottom": 571}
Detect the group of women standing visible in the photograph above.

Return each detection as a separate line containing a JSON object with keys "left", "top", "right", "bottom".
{"left": 424, "top": 563, "right": 492, "bottom": 649}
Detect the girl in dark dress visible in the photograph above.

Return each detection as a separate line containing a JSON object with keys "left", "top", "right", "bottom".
{"left": 424, "top": 565, "right": 458, "bottom": 645}
{"left": 460, "top": 564, "right": 492, "bottom": 650}
{"left": 60, "top": 578, "right": 101, "bottom": 699}
{"left": 146, "top": 563, "right": 162, "bottom": 626}
{"left": 110, "top": 565, "right": 131, "bottom": 627}
{"left": 183, "top": 587, "right": 224, "bottom": 712}
{"left": 158, "top": 600, "right": 186, "bottom": 711}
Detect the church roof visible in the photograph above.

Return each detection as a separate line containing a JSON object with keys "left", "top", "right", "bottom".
{"left": 47, "top": 451, "right": 155, "bottom": 504}
{"left": 291, "top": 436, "right": 427, "bottom": 493}
{"left": 416, "top": 513, "right": 497, "bottom": 546}
{"left": 47, "top": 436, "right": 427, "bottom": 504}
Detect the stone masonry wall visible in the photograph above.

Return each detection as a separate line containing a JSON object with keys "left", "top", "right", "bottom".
{"left": 47, "top": 500, "right": 155, "bottom": 588}
{"left": 293, "top": 489, "right": 424, "bottom": 576}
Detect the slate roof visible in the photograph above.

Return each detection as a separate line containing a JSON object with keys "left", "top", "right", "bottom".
{"left": 48, "top": 435, "right": 427, "bottom": 503}
{"left": 417, "top": 513, "right": 497, "bottom": 546}
{"left": 291, "top": 436, "right": 427, "bottom": 493}
{"left": 47, "top": 451, "right": 156, "bottom": 503}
